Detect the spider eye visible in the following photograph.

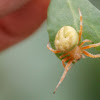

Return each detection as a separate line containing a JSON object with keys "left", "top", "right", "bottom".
{"left": 55, "top": 26, "right": 78, "bottom": 52}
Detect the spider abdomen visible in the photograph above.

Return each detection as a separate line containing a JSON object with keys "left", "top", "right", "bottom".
{"left": 55, "top": 26, "right": 78, "bottom": 52}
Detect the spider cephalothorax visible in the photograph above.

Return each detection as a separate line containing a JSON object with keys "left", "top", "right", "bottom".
{"left": 47, "top": 9, "right": 100, "bottom": 94}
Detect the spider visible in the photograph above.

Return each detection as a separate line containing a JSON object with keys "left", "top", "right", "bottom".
{"left": 47, "top": 9, "right": 100, "bottom": 94}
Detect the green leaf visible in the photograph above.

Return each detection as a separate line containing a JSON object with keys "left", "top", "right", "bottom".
{"left": 47, "top": 0, "right": 100, "bottom": 58}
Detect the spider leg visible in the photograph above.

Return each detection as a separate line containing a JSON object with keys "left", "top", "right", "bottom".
{"left": 82, "top": 43, "right": 100, "bottom": 50}
{"left": 60, "top": 52, "right": 69, "bottom": 58}
{"left": 79, "top": 39, "right": 92, "bottom": 47}
{"left": 47, "top": 42, "right": 61, "bottom": 53}
{"left": 83, "top": 50, "right": 100, "bottom": 58}
{"left": 82, "top": 54, "right": 86, "bottom": 58}
{"left": 78, "top": 8, "right": 83, "bottom": 43}
{"left": 62, "top": 56, "right": 71, "bottom": 68}
{"left": 53, "top": 59, "right": 73, "bottom": 94}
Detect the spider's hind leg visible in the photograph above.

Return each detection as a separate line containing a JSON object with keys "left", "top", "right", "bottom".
{"left": 47, "top": 42, "right": 61, "bottom": 53}
{"left": 78, "top": 8, "right": 83, "bottom": 43}
{"left": 82, "top": 42, "right": 100, "bottom": 50}
{"left": 59, "top": 52, "right": 69, "bottom": 58}
{"left": 79, "top": 39, "right": 92, "bottom": 47}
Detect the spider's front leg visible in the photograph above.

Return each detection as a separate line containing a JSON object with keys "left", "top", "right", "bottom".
{"left": 61, "top": 56, "right": 71, "bottom": 68}
{"left": 47, "top": 42, "right": 61, "bottom": 53}
{"left": 82, "top": 42, "right": 100, "bottom": 58}
{"left": 83, "top": 50, "right": 100, "bottom": 58}
{"left": 53, "top": 59, "right": 73, "bottom": 94}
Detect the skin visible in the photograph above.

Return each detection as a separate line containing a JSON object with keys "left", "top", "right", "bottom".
{"left": 0, "top": 0, "right": 50, "bottom": 51}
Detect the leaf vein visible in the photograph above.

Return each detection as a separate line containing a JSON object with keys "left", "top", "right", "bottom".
{"left": 67, "top": 0, "right": 78, "bottom": 30}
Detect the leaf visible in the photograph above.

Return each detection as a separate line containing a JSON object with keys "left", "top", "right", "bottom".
{"left": 47, "top": 0, "right": 100, "bottom": 58}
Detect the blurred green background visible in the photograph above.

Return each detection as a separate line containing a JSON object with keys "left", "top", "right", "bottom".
{"left": 0, "top": 0, "right": 100, "bottom": 100}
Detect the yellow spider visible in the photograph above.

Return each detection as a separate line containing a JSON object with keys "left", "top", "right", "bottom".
{"left": 47, "top": 9, "right": 100, "bottom": 94}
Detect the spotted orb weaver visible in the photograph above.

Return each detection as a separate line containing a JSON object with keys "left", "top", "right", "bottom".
{"left": 47, "top": 9, "right": 100, "bottom": 94}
